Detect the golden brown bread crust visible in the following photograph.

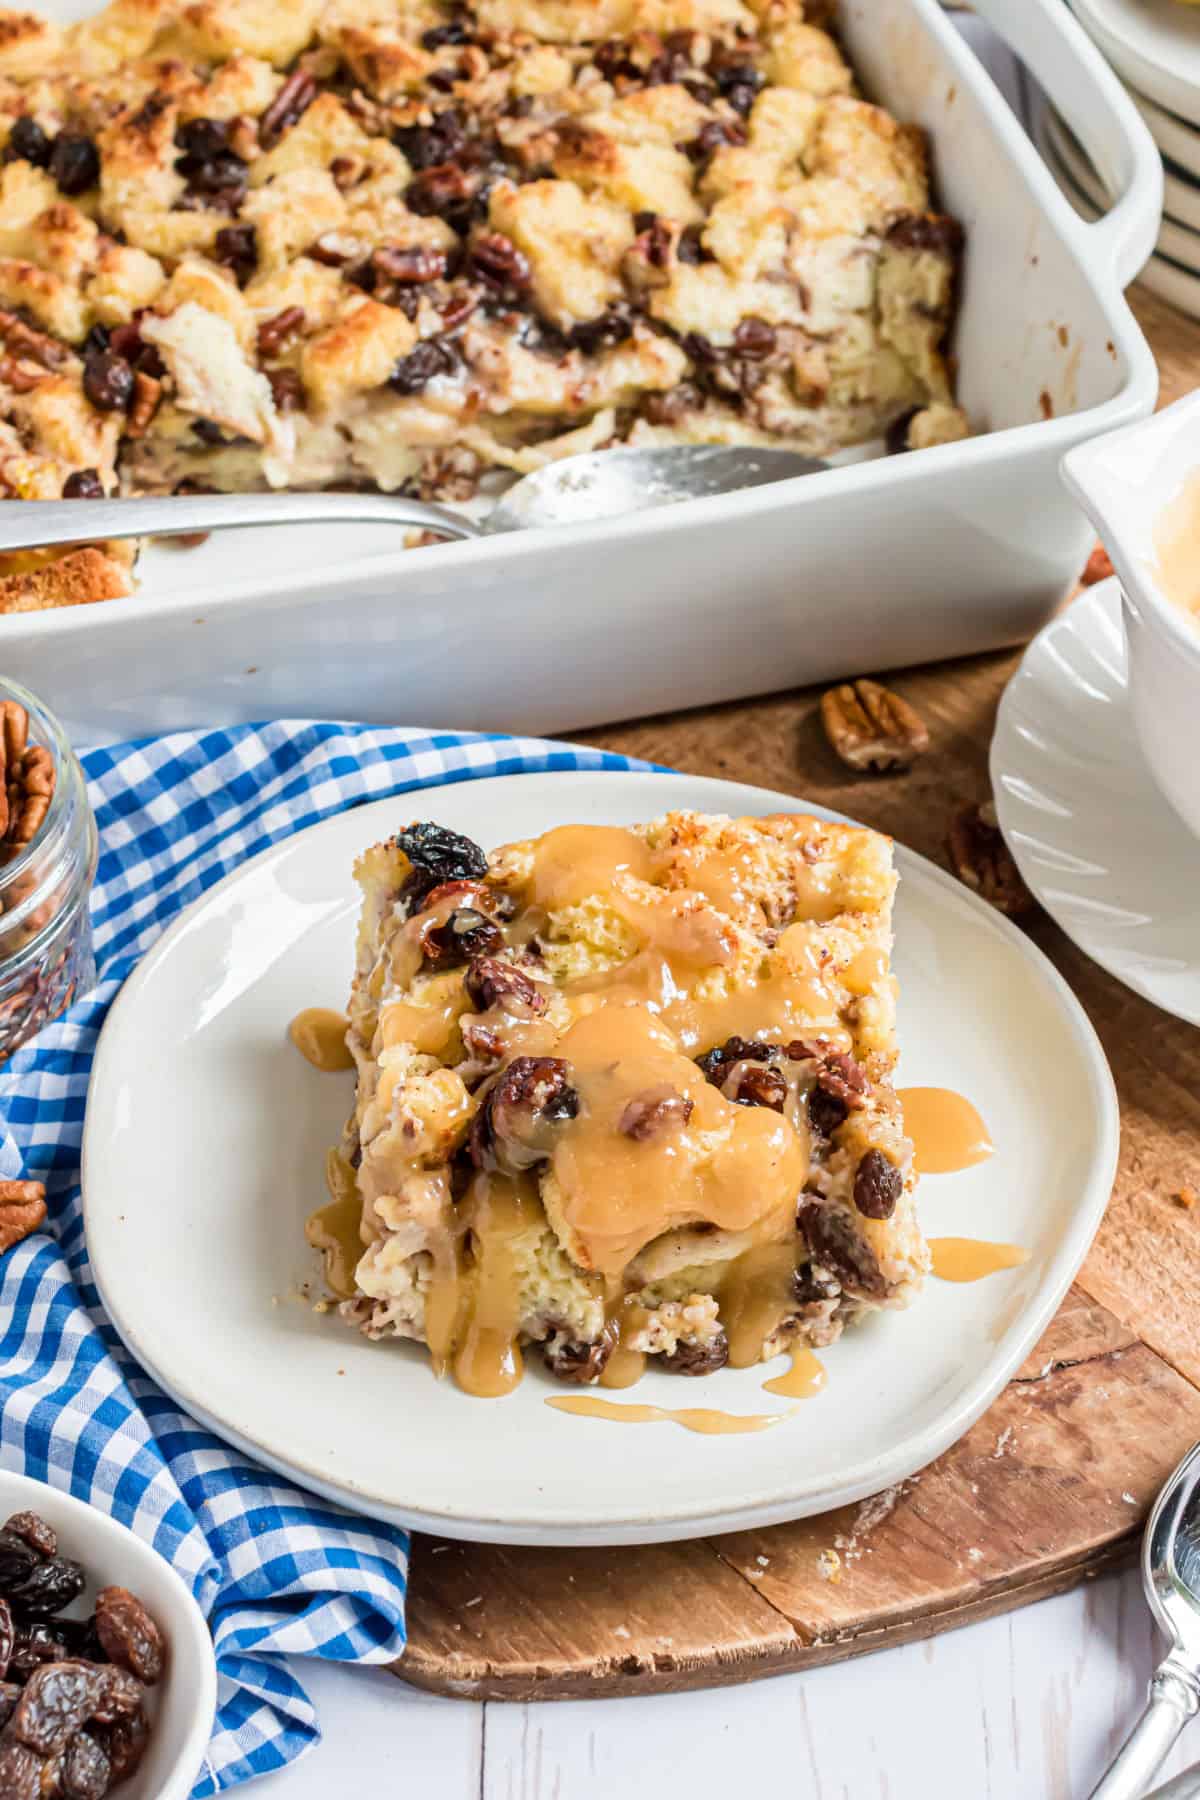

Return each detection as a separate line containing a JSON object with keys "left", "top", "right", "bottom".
{"left": 0, "top": 543, "right": 134, "bottom": 610}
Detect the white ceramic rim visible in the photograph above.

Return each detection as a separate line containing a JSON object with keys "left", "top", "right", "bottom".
{"left": 1129, "top": 83, "right": 1200, "bottom": 176}
{"left": 0, "top": 0, "right": 1161, "bottom": 645}
{"left": 82, "top": 769, "right": 1120, "bottom": 1541}
{"left": 0, "top": 1469, "right": 217, "bottom": 1798}
{"left": 1061, "top": 388, "right": 1200, "bottom": 671}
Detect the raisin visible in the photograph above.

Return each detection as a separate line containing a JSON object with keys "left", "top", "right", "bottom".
{"left": 0, "top": 1533, "right": 37, "bottom": 1596}
{"left": 393, "top": 822, "right": 488, "bottom": 906}
{"left": 6, "top": 117, "right": 51, "bottom": 168}
{"left": 468, "top": 231, "right": 530, "bottom": 291}
{"left": 259, "top": 69, "right": 317, "bottom": 148}
{"left": 4, "top": 1516, "right": 56, "bottom": 1562}
{"left": 420, "top": 906, "right": 503, "bottom": 969}
{"left": 852, "top": 1148, "right": 902, "bottom": 1221}
{"left": 733, "top": 316, "right": 776, "bottom": 359}
{"left": 0, "top": 1600, "right": 11, "bottom": 1679}
{"left": 468, "top": 1056, "right": 579, "bottom": 1174}
{"left": 886, "top": 408, "right": 918, "bottom": 456}
{"left": 191, "top": 418, "right": 231, "bottom": 445}
{"left": 543, "top": 1336, "right": 612, "bottom": 1384}
{"left": 695, "top": 1036, "right": 772, "bottom": 1086}
{"left": 807, "top": 1084, "right": 846, "bottom": 1139}
{"left": 10, "top": 1663, "right": 111, "bottom": 1756}
{"left": 0, "top": 1741, "right": 42, "bottom": 1800}
{"left": 8, "top": 1625, "right": 69, "bottom": 1682}
{"left": 792, "top": 1261, "right": 839, "bottom": 1306}
{"left": 94, "top": 1587, "right": 164, "bottom": 1685}
{"left": 664, "top": 1331, "right": 729, "bottom": 1375}
{"left": 174, "top": 117, "right": 246, "bottom": 198}
{"left": 61, "top": 469, "right": 104, "bottom": 500}
{"left": 48, "top": 133, "right": 99, "bottom": 196}
{"left": 174, "top": 117, "right": 231, "bottom": 160}
{"left": 676, "top": 225, "right": 706, "bottom": 264}
{"left": 421, "top": 18, "right": 470, "bottom": 47}
{"left": 213, "top": 223, "right": 257, "bottom": 286}
{"left": 393, "top": 109, "right": 466, "bottom": 170}
{"left": 11, "top": 1557, "right": 85, "bottom": 1621}
{"left": 797, "top": 1196, "right": 887, "bottom": 1300}
{"left": 389, "top": 337, "right": 459, "bottom": 394}
{"left": 82, "top": 350, "right": 134, "bottom": 414}
{"left": 88, "top": 1707, "right": 148, "bottom": 1784}
{"left": 618, "top": 1088, "right": 694, "bottom": 1139}
{"left": 60, "top": 1730, "right": 111, "bottom": 1800}
{"left": 713, "top": 60, "right": 764, "bottom": 114}
{"left": 464, "top": 956, "right": 546, "bottom": 1015}
{"left": 689, "top": 117, "right": 745, "bottom": 160}
{"left": 568, "top": 308, "right": 633, "bottom": 354}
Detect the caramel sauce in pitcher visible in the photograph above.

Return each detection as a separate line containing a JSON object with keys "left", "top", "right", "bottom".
{"left": 1154, "top": 469, "right": 1200, "bottom": 618}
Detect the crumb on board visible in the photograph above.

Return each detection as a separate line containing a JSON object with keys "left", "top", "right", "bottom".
{"left": 756, "top": 1555, "right": 770, "bottom": 1567}
{"left": 1122, "top": 1491, "right": 1137, "bottom": 1505}
{"left": 1174, "top": 1186, "right": 1197, "bottom": 1210}
{"left": 967, "top": 1548, "right": 983, "bottom": 1564}
{"left": 613, "top": 1625, "right": 631, "bottom": 1640}
{"left": 816, "top": 1549, "right": 842, "bottom": 1583}
{"left": 464, "top": 1596, "right": 482, "bottom": 1608}
{"left": 992, "top": 1426, "right": 1014, "bottom": 1460}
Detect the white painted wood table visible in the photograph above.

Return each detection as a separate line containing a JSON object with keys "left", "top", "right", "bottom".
{"left": 250, "top": 1566, "right": 1197, "bottom": 1798}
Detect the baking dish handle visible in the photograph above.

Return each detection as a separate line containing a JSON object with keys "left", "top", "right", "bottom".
{"left": 965, "top": 0, "right": 1164, "bottom": 289}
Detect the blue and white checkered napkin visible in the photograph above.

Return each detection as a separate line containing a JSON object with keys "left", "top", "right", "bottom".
{"left": 0, "top": 722, "right": 653, "bottom": 1795}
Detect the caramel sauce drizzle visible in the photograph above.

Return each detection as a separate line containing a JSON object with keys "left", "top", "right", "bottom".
{"left": 763, "top": 1345, "right": 827, "bottom": 1399}
{"left": 929, "top": 1238, "right": 1029, "bottom": 1282}
{"left": 305, "top": 1149, "right": 365, "bottom": 1299}
{"left": 546, "top": 1396, "right": 794, "bottom": 1434}
{"left": 897, "top": 1087, "right": 993, "bottom": 1176}
{"left": 321, "top": 821, "right": 998, "bottom": 1406}
{"left": 1154, "top": 467, "right": 1200, "bottom": 618}
{"left": 289, "top": 1007, "right": 354, "bottom": 1072}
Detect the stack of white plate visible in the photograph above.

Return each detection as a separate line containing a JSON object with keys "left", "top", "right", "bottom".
{"left": 1041, "top": 0, "right": 1200, "bottom": 315}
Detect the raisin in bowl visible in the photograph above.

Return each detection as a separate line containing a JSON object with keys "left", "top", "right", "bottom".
{"left": 0, "top": 1472, "right": 216, "bottom": 1800}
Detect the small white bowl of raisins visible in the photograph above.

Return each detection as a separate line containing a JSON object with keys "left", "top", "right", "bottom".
{"left": 0, "top": 1471, "right": 217, "bottom": 1799}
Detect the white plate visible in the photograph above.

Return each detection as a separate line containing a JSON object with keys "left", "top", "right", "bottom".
{"left": 82, "top": 770, "right": 1119, "bottom": 1546}
{"left": 1131, "top": 84, "right": 1200, "bottom": 178}
{"left": 0, "top": 1471, "right": 216, "bottom": 1800}
{"left": 992, "top": 580, "right": 1200, "bottom": 1026}
{"left": 1069, "top": 0, "right": 1200, "bottom": 127}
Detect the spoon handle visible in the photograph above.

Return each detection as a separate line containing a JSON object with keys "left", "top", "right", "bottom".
{"left": 0, "top": 491, "right": 481, "bottom": 551}
{"left": 1090, "top": 1660, "right": 1200, "bottom": 1800}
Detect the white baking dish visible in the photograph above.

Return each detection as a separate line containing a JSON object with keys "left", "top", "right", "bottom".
{"left": 1, "top": 0, "right": 1161, "bottom": 743}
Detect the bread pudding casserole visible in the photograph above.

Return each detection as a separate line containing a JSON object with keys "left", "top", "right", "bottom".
{"left": 312, "top": 808, "right": 926, "bottom": 1396}
{"left": 0, "top": 0, "right": 967, "bottom": 610}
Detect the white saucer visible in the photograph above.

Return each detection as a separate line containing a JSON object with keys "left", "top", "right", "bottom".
{"left": 82, "top": 770, "right": 1118, "bottom": 1546}
{"left": 992, "top": 580, "right": 1200, "bottom": 1027}
{"left": 1069, "top": 0, "right": 1200, "bottom": 128}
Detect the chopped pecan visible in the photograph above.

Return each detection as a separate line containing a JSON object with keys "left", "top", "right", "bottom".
{"left": 820, "top": 679, "right": 929, "bottom": 772}
{"left": 124, "top": 371, "right": 161, "bottom": 436}
{"left": 0, "top": 313, "right": 71, "bottom": 373}
{"left": 256, "top": 307, "right": 305, "bottom": 357}
{"left": 947, "top": 801, "right": 1034, "bottom": 917}
{"left": 468, "top": 230, "right": 530, "bottom": 291}
{"left": 0, "top": 359, "right": 42, "bottom": 395}
{"left": 267, "top": 367, "right": 305, "bottom": 412}
{"left": 618, "top": 1086, "right": 694, "bottom": 1140}
{"left": 464, "top": 956, "right": 546, "bottom": 1015}
{"left": 372, "top": 245, "right": 447, "bottom": 285}
{"left": 1080, "top": 544, "right": 1114, "bottom": 587}
{"left": 0, "top": 1182, "right": 46, "bottom": 1255}
{"left": 259, "top": 69, "right": 317, "bottom": 148}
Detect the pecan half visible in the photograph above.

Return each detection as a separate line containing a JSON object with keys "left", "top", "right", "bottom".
{"left": 947, "top": 801, "right": 1034, "bottom": 917}
{"left": 1080, "top": 544, "right": 1114, "bottom": 587}
{"left": 256, "top": 306, "right": 305, "bottom": 357}
{"left": 259, "top": 69, "right": 317, "bottom": 148}
{"left": 0, "top": 1182, "right": 46, "bottom": 1255}
{"left": 618, "top": 1086, "right": 694, "bottom": 1140}
{"left": 820, "top": 679, "right": 929, "bottom": 772}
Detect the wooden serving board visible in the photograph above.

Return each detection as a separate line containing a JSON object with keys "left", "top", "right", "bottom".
{"left": 396, "top": 287, "right": 1200, "bottom": 1702}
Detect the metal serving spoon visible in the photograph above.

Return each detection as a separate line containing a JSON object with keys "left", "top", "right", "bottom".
{"left": 1090, "top": 1441, "right": 1200, "bottom": 1799}
{"left": 0, "top": 445, "right": 826, "bottom": 553}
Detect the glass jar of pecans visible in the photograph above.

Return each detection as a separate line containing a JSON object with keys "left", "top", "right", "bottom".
{"left": 0, "top": 679, "right": 97, "bottom": 1064}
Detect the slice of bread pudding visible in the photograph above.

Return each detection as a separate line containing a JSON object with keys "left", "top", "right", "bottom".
{"left": 315, "top": 807, "right": 926, "bottom": 1394}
